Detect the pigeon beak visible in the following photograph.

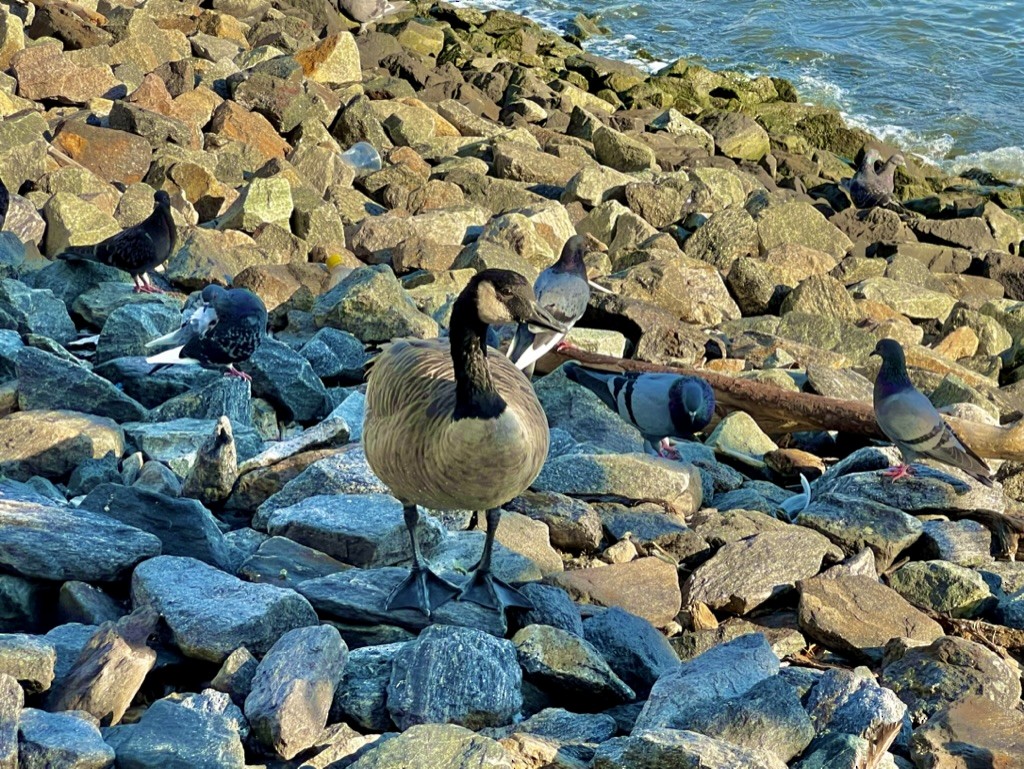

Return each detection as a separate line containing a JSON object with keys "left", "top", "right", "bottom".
{"left": 588, "top": 279, "right": 613, "bottom": 295}
{"left": 527, "top": 302, "right": 567, "bottom": 334}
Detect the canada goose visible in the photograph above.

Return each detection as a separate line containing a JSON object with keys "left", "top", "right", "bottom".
{"left": 364, "top": 269, "right": 566, "bottom": 615}
{"left": 871, "top": 338, "right": 993, "bottom": 486}
{"left": 506, "top": 235, "right": 611, "bottom": 377}
{"left": 56, "top": 190, "right": 176, "bottom": 293}
{"left": 145, "top": 285, "right": 267, "bottom": 381}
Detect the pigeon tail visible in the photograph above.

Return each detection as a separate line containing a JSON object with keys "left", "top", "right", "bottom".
{"left": 564, "top": 364, "right": 618, "bottom": 412}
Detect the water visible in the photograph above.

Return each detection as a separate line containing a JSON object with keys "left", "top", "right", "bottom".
{"left": 472, "top": 0, "right": 1024, "bottom": 182}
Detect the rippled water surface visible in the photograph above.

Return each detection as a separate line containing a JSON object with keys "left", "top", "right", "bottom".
{"left": 474, "top": 0, "right": 1024, "bottom": 180}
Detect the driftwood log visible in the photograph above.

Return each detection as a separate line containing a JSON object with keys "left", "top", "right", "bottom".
{"left": 553, "top": 347, "right": 1024, "bottom": 463}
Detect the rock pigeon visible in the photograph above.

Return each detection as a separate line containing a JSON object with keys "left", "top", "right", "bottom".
{"left": 145, "top": 285, "right": 267, "bottom": 381}
{"left": 57, "top": 189, "right": 176, "bottom": 293}
{"left": 844, "top": 148, "right": 905, "bottom": 209}
{"left": 338, "top": 0, "right": 408, "bottom": 24}
{"left": 507, "top": 235, "right": 609, "bottom": 377}
{"left": 871, "top": 338, "right": 993, "bottom": 486}
{"left": 566, "top": 364, "right": 716, "bottom": 458}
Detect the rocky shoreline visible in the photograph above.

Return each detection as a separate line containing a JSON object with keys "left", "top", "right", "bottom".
{"left": 1, "top": 0, "right": 1024, "bottom": 767}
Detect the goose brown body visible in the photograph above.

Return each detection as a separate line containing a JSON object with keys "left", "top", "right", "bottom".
{"left": 365, "top": 337, "right": 549, "bottom": 510}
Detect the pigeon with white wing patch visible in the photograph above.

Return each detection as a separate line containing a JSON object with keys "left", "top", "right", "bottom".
{"left": 146, "top": 285, "right": 267, "bottom": 381}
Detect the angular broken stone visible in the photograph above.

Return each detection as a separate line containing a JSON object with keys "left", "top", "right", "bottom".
{"left": 245, "top": 625, "right": 348, "bottom": 760}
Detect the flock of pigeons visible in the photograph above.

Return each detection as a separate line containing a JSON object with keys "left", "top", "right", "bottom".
{"left": 4, "top": 141, "right": 993, "bottom": 618}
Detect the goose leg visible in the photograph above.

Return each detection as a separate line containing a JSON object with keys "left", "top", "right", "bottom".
{"left": 386, "top": 505, "right": 459, "bottom": 617}
{"left": 458, "top": 508, "right": 533, "bottom": 612}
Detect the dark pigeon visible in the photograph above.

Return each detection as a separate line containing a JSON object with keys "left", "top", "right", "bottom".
{"left": 507, "top": 235, "right": 608, "bottom": 377}
{"left": 871, "top": 338, "right": 993, "bottom": 486}
{"left": 0, "top": 176, "right": 8, "bottom": 227}
{"left": 145, "top": 285, "right": 267, "bottom": 381}
{"left": 845, "top": 148, "right": 906, "bottom": 209}
{"left": 566, "top": 364, "right": 716, "bottom": 458}
{"left": 57, "top": 189, "right": 176, "bottom": 293}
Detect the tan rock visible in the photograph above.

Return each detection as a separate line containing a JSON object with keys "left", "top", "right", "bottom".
{"left": 910, "top": 697, "right": 1024, "bottom": 768}
{"left": 296, "top": 32, "right": 361, "bottom": 86}
{"left": 933, "top": 326, "right": 979, "bottom": 361}
{"left": 11, "top": 43, "right": 119, "bottom": 104}
{"left": 0, "top": 410, "right": 124, "bottom": 481}
{"left": 53, "top": 123, "right": 153, "bottom": 186}
{"left": 548, "top": 557, "right": 682, "bottom": 628}
{"left": 208, "top": 100, "right": 290, "bottom": 165}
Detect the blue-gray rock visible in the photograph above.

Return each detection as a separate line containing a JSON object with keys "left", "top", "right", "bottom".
{"left": 241, "top": 337, "right": 328, "bottom": 423}
{"left": 879, "top": 636, "right": 1022, "bottom": 723}
{"left": 795, "top": 492, "right": 923, "bottom": 571}
{"left": 344, "top": 724, "right": 512, "bottom": 769}
{"left": 919, "top": 519, "right": 993, "bottom": 566}
{"left": 683, "top": 674, "right": 815, "bottom": 763}
{"left": 254, "top": 447, "right": 388, "bottom": 528}
{"left": 999, "top": 588, "right": 1024, "bottom": 629}
{"left": 516, "top": 583, "right": 584, "bottom": 638}
{"left": 80, "top": 484, "right": 238, "bottom": 571}
{"left": 507, "top": 490, "right": 602, "bottom": 554}
{"left": 299, "top": 327, "right": 369, "bottom": 384}
{"left": 331, "top": 642, "right": 407, "bottom": 732}
{"left": 72, "top": 282, "right": 182, "bottom": 329}
{"left": 334, "top": 391, "right": 365, "bottom": 442}
{"left": 95, "top": 303, "right": 180, "bottom": 364}
{"left": 828, "top": 466, "right": 1004, "bottom": 516}
{"left": 806, "top": 667, "right": 907, "bottom": 740}
{"left": 599, "top": 507, "right": 710, "bottom": 562}
{"left": 387, "top": 624, "right": 522, "bottom": 730}
{"left": 795, "top": 733, "right": 901, "bottom": 769}
{"left": 237, "top": 537, "right": 350, "bottom": 592}
{"left": 0, "top": 574, "right": 50, "bottom": 633}
{"left": 104, "top": 698, "right": 244, "bottom": 769}
{"left": 210, "top": 647, "right": 258, "bottom": 708}
{"left": 23, "top": 259, "right": 129, "bottom": 308}
{"left": 0, "top": 634, "right": 54, "bottom": 694}
{"left": 121, "top": 418, "right": 261, "bottom": 476}
{"left": 131, "top": 460, "right": 182, "bottom": 496}
{"left": 0, "top": 673, "right": 20, "bottom": 769}
{"left": 149, "top": 377, "right": 253, "bottom": 427}
{"left": 0, "top": 279, "right": 76, "bottom": 344}
{"left": 57, "top": 582, "right": 124, "bottom": 626}
{"left": 298, "top": 568, "right": 506, "bottom": 637}
{"left": 0, "top": 233, "right": 25, "bottom": 279}
{"left": 131, "top": 556, "right": 319, "bottom": 662}
{"left": 266, "top": 494, "right": 445, "bottom": 568}
{"left": 533, "top": 365, "right": 645, "bottom": 454}
{"left": 0, "top": 483, "right": 160, "bottom": 582}
{"left": 583, "top": 607, "right": 679, "bottom": 698}
{"left": 513, "top": 708, "right": 617, "bottom": 763}
{"left": 513, "top": 624, "right": 634, "bottom": 707}
{"left": 66, "top": 454, "right": 122, "bottom": 498}
{"left": 16, "top": 347, "right": 148, "bottom": 422}
{"left": 43, "top": 624, "right": 99, "bottom": 693}
{"left": 170, "top": 689, "right": 248, "bottom": 742}
{"left": 18, "top": 709, "right": 115, "bottom": 769}
{"left": 593, "top": 728, "right": 787, "bottom": 769}
{"left": 633, "top": 633, "right": 779, "bottom": 734}
{"left": 93, "top": 357, "right": 220, "bottom": 408}
{"left": 0, "top": 329, "right": 23, "bottom": 381}
{"left": 245, "top": 625, "right": 348, "bottom": 760}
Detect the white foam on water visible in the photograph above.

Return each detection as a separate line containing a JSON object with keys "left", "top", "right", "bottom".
{"left": 940, "top": 146, "right": 1024, "bottom": 183}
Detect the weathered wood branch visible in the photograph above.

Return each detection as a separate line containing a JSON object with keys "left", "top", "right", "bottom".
{"left": 553, "top": 347, "right": 1024, "bottom": 462}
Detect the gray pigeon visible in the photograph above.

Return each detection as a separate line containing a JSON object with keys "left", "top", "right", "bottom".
{"left": 57, "top": 189, "right": 176, "bottom": 293}
{"left": 845, "top": 148, "right": 905, "bottom": 209}
{"left": 145, "top": 285, "right": 268, "bottom": 381}
{"left": 507, "top": 235, "right": 607, "bottom": 377}
{"left": 872, "top": 338, "right": 993, "bottom": 486}
{"left": 566, "top": 364, "right": 716, "bottom": 458}
{"left": 337, "top": 0, "right": 407, "bottom": 23}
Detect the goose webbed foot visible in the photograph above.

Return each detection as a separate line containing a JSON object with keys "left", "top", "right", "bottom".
{"left": 458, "top": 569, "right": 533, "bottom": 612}
{"left": 385, "top": 566, "right": 460, "bottom": 618}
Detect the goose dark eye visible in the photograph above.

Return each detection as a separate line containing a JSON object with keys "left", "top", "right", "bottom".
{"left": 499, "top": 286, "right": 514, "bottom": 297}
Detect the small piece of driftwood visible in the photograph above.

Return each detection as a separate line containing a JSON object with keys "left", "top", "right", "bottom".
{"left": 554, "top": 347, "right": 1024, "bottom": 462}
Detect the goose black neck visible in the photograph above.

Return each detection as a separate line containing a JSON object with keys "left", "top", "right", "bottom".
{"left": 450, "top": 289, "right": 506, "bottom": 421}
